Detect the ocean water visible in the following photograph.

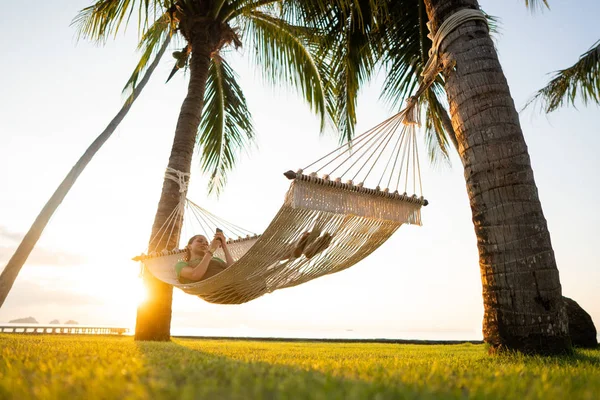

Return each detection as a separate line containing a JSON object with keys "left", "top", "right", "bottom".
{"left": 169, "top": 327, "right": 599, "bottom": 342}
{"left": 3, "top": 323, "right": 598, "bottom": 343}
{"left": 1, "top": 323, "right": 478, "bottom": 340}
{"left": 169, "top": 327, "right": 484, "bottom": 341}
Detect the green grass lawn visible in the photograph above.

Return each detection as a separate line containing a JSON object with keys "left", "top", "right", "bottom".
{"left": 0, "top": 335, "right": 598, "bottom": 399}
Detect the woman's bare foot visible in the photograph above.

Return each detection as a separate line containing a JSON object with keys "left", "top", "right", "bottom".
{"left": 291, "top": 231, "right": 311, "bottom": 258}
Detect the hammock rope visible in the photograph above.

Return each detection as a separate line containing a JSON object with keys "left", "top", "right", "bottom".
{"left": 296, "top": 108, "right": 424, "bottom": 197}
{"left": 134, "top": 8, "right": 487, "bottom": 304}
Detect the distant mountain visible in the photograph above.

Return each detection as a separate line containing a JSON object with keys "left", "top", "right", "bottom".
{"left": 64, "top": 320, "right": 79, "bottom": 325}
{"left": 9, "top": 317, "right": 38, "bottom": 323}
{"left": 49, "top": 319, "right": 60, "bottom": 324}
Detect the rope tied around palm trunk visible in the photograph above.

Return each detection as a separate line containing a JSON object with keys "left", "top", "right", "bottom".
{"left": 404, "top": 8, "right": 488, "bottom": 124}
{"left": 140, "top": 167, "right": 191, "bottom": 270}
{"left": 165, "top": 167, "right": 190, "bottom": 194}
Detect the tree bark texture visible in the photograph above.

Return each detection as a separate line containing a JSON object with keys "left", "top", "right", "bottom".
{"left": 0, "top": 36, "right": 171, "bottom": 309}
{"left": 134, "top": 22, "right": 221, "bottom": 341}
{"left": 423, "top": 0, "right": 571, "bottom": 354}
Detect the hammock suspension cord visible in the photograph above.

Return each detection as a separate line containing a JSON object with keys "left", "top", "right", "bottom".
{"left": 295, "top": 108, "right": 423, "bottom": 198}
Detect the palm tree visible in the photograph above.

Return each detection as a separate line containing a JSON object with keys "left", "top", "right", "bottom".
{"left": 75, "top": 0, "right": 328, "bottom": 341}
{"left": 527, "top": 39, "right": 600, "bottom": 113}
{"left": 304, "top": 0, "right": 570, "bottom": 354}
{"left": 0, "top": 29, "right": 173, "bottom": 309}
{"left": 420, "top": 0, "right": 570, "bottom": 354}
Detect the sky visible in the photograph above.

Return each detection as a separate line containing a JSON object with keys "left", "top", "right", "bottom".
{"left": 0, "top": 1, "right": 598, "bottom": 340}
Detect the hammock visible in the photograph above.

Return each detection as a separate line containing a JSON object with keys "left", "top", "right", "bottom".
{"left": 134, "top": 106, "right": 427, "bottom": 304}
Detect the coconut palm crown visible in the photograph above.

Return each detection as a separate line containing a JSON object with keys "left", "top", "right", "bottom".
{"left": 75, "top": 0, "right": 328, "bottom": 194}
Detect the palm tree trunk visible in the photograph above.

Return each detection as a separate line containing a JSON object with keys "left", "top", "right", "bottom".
{"left": 423, "top": 0, "right": 571, "bottom": 354}
{"left": 0, "top": 35, "right": 172, "bottom": 309}
{"left": 134, "top": 24, "right": 218, "bottom": 341}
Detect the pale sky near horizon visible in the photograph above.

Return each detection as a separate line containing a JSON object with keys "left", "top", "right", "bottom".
{"left": 0, "top": 1, "right": 598, "bottom": 339}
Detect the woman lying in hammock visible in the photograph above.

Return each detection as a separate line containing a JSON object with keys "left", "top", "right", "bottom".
{"left": 175, "top": 232, "right": 234, "bottom": 283}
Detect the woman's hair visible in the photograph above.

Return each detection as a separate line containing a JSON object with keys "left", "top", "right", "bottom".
{"left": 184, "top": 234, "right": 206, "bottom": 262}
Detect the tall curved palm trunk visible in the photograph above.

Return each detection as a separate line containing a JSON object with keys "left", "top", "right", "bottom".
{"left": 134, "top": 21, "right": 221, "bottom": 341}
{"left": 423, "top": 0, "right": 571, "bottom": 354}
{"left": 0, "top": 36, "right": 171, "bottom": 310}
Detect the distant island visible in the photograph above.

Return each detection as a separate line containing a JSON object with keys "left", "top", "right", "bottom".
{"left": 9, "top": 317, "right": 38, "bottom": 323}
{"left": 6, "top": 317, "right": 80, "bottom": 325}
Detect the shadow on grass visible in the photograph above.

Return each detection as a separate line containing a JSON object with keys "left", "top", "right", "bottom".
{"left": 134, "top": 339, "right": 427, "bottom": 399}
{"left": 134, "top": 338, "right": 599, "bottom": 399}
{"left": 492, "top": 347, "right": 600, "bottom": 367}
{"left": 544, "top": 349, "right": 600, "bottom": 366}
{"left": 1, "top": 335, "right": 598, "bottom": 399}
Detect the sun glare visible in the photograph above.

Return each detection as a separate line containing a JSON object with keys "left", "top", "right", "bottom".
{"left": 71, "top": 260, "right": 149, "bottom": 315}
{"left": 132, "top": 278, "right": 149, "bottom": 306}
{"left": 103, "top": 269, "right": 149, "bottom": 308}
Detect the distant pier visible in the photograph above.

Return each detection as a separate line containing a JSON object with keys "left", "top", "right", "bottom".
{"left": 0, "top": 324, "right": 129, "bottom": 335}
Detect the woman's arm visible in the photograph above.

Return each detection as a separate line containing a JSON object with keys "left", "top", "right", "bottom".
{"left": 216, "top": 232, "right": 234, "bottom": 266}
{"left": 180, "top": 239, "right": 221, "bottom": 281}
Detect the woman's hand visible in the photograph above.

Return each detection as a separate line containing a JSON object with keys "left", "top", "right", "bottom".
{"left": 208, "top": 236, "right": 221, "bottom": 254}
{"left": 215, "top": 231, "right": 227, "bottom": 248}
{"left": 215, "top": 231, "right": 234, "bottom": 266}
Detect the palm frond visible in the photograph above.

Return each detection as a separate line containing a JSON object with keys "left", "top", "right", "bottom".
{"left": 122, "top": 12, "right": 175, "bottom": 96}
{"left": 244, "top": 10, "right": 327, "bottom": 130}
{"left": 73, "top": 0, "right": 164, "bottom": 43}
{"left": 222, "top": 0, "right": 280, "bottom": 21}
{"left": 423, "top": 88, "right": 453, "bottom": 167}
{"left": 523, "top": 0, "right": 550, "bottom": 12}
{"left": 331, "top": 34, "right": 377, "bottom": 143}
{"left": 284, "top": 0, "right": 387, "bottom": 32}
{"left": 289, "top": 1, "right": 378, "bottom": 143}
{"left": 525, "top": 40, "right": 600, "bottom": 113}
{"left": 378, "top": 0, "right": 433, "bottom": 107}
{"left": 198, "top": 56, "right": 255, "bottom": 195}
{"left": 331, "top": 2, "right": 378, "bottom": 143}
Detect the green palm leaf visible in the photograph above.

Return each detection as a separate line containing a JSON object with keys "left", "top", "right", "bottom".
{"left": 281, "top": 0, "right": 385, "bottom": 31}
{"left": 243, "top": 10, "right": 327, "bottom": 130}
{"left": 198, "top": 55, "right": 255, "bottom": 195}
{"left": 526, "top": 40, "right": 600, "bottom": 113}
{"left": 72, "top": 0, "right": 164, "bottom": 42}
{"left": 523, "top": 0, "right": 550, "bottom": 11}
{"left": 289, "top": 0, "right": 378, "bottom": 143}
{"left": 331, "top": 2, "right": 377, "bottom": 143}
{"left": 423, "top": 87, "right": 454, "bottom": 166}
{"left": 222, "top": 0, "right": 280, "bottom": 20}
{"left": 122, "top": 12, "right": 174, "bottom": 97}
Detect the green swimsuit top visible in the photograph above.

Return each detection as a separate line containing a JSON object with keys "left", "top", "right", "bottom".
{"left": 174, "top": 256, "right": 227, "bottom": 284}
